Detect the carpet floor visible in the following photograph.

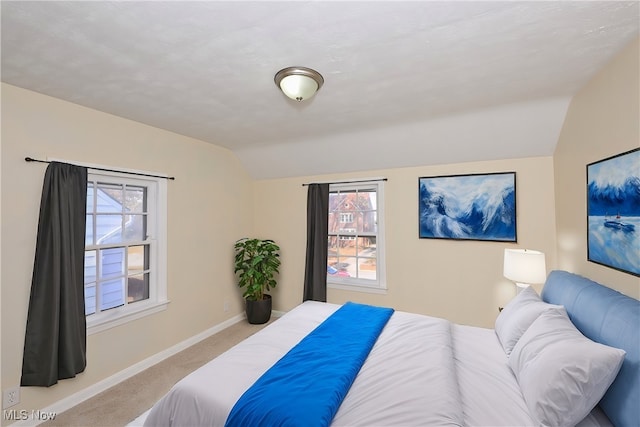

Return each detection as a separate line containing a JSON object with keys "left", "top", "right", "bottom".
{"left": 41, "top": 318, "right": 274, "bottom": 427}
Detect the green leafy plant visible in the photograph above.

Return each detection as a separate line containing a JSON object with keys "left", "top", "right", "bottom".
{"left": 234, "top": 238, "right": 281, "bottom": 301}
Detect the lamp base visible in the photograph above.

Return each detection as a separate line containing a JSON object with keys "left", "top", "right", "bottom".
{"left": 515, "top": 283, "right": 530, "bottom": 294}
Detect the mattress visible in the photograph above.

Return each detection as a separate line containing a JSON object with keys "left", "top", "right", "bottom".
{"left": 144, "top": 301, "right": 535, "bottom": 427}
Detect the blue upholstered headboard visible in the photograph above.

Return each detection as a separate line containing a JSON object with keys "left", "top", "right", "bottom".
{"left": 541, "top": 270, "right": 640, "bottom": 427}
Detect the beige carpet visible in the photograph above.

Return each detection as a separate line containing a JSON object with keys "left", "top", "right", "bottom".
{"left": 42, "top": 318, "right": 274, "bottom": 427}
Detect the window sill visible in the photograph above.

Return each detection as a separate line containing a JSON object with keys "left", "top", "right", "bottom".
{"left": 328, "top": 282, "right": 387, "bottom": 295}
{"left": 87, "top": 299, "right": 170, "bottom": 335}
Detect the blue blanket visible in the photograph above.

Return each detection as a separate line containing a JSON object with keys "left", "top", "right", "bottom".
{"left": 225, "top": 302, "right": 394, "bottom": 427}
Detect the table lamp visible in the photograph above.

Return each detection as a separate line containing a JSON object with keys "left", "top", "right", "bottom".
{"left": 503, "top": 249, "right": 547, "bottom": 293}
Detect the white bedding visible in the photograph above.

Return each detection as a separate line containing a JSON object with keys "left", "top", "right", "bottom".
{"left": 452, "top": 324, "right": 534, "bottom": 426}
{"left": 143, "top": 301, "right": 609, "bottom": 427}
{"left": 453, "top": 324, "right": 613, "bottom": 427}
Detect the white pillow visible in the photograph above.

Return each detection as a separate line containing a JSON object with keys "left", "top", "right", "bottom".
{"left": 509, "top": 308, "right": 626, "bottom": 427}
{"left": 494, "top": 286, "right": 562, "bottom": 355}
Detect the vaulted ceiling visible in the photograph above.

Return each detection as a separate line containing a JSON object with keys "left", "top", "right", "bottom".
{"left": 2, "top": 1, "right": 638, "bottom": 178}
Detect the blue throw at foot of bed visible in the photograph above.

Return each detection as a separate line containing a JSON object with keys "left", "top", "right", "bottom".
{"left": 224, "top": 301, "right": 394, "bottom": 427}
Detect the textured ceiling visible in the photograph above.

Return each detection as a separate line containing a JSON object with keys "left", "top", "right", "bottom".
{"left": 2, "top": 1, "right": 639, "bottom": 178}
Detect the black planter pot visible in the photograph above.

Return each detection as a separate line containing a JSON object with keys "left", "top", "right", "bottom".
{"left": 245, "top": 294, "right": 272, "bottom": 324}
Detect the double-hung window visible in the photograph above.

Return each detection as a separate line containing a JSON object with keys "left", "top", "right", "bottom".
{"left": 84, "top": 170, "right": 168, "bottom": 334}
{"left": 327, "top": 181, "right": 386, "bottom": 292}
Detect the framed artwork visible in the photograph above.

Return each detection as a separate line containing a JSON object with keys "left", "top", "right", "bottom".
{"left": 587, "top": 148, "right": 639, "bottom": 276}
{"left": 418, "top": 172, "right": 516, "bottom": 242}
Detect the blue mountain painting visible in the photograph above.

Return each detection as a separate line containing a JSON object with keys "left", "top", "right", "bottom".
{"left": 419, "top": 173, "right": 516, "bottom": 241}
{"left": 587, "top": 149, "right": 640, "bottom": 276}
{"left": 587, "top": 177, "right": 640, "bottom": 216}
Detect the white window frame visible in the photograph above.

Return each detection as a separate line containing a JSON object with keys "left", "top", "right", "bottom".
{"left": 82, "top": 166, "right": 169, "bottom": 335}
{"left": 327, "top": 180, "right": 386, "bottom": 294}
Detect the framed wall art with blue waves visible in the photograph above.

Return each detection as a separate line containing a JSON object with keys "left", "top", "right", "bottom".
{"left": 418, "top": 172, "right": 516, "bottom": 242}
{"left": 587, "top": 148, "right": 640, "bottom": 277}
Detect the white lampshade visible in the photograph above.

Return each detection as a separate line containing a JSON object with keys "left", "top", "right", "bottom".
{"left": 274, "top": 67, "right": 324, "bottom": 102}
{"left": 503, "top": 249, "right": 547, "bottom": 288}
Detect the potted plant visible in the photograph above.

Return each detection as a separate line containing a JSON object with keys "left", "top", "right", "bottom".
{"left": 233, "top": 238, "right": 281, "bottom": 324}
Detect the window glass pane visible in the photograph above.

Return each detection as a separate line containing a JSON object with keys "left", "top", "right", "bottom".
{"left": 330, "top": 258, "right": 352, "bottom": 277}
{"left": 329, "top": 192, "right": 348, "bottom": 213}
{"left": 85, "top": 215, "right": 94, "bottom": 245}
{"left": 96, "top": 214, "right": 123, "bottom": 244}
{"left": 128, "top": 245, "right": 148, "bottom": 275}
{"left": 124, "top": 186, "right": 146, "bottom": 213}
{"left": 84, "top": 250, "right": 97, "bottom": 284}
{"left": 86, "top": 183, "right": 95, "bottom": 213}
{"left": 85, "top": 284, "right": 96, "bottom": 316}
{"left": 328, "top": 235, "right": 339, "bottom": 257}
{"left": 354, "top": 189, "right": 376, "bottom": 211}
{"left": 124, "top": 214, "right": 146, "bottom": 242}
{"left": 356, "top": 236, "right": 376, "bottom": 257}
{"left": 357, "top": 237, "right": 377, "bottom": 280}
{"left": 328, "top": 235, "right": 337, "bottom": 260}
{"left": 100, "top": 278, "right": 125, "bottom": 311}
{"left": 358, "top": 258, "right": 377, "bottom": 280}
{"left": 328, "top": 216, "right": 339, "bottom": 234}
{"left": 96, "top": 183, "right": 124, "bottom": 213}
{"left": 363, "top": 211, "right": 378, "bottom": 233}
{"left": 100, "top": 247, "right": 125, "bottom": 279}
{"left": 128, "top": 273, "right": 149, "bottom": 303}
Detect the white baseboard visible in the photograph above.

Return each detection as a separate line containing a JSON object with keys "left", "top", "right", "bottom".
{"left": 12, "top": 313, "right": 245, "bottom": 426}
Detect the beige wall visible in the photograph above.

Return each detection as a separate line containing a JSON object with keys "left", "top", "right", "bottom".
{"left": 554, "top": 37, "right": 640, "bottom": 298}
{"left": 0, "top": 83, "right": 253, "bottom": 417}
{"left": 254, "top": 156, "right": 557, "bottom": 328}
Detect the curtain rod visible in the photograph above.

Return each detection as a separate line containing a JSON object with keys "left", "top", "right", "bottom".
{"left": 302, "top": 178, "right": 387, "bottom": 186}
{"left": 25, "top": 157, "right": 175, "bottom": 180}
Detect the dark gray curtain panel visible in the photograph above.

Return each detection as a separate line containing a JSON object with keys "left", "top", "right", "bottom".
{"left": 21, "top": 162, "right": 88, "bottom": 387}
{"left": 303, "top": 183, "right": 329, "bottom": 302}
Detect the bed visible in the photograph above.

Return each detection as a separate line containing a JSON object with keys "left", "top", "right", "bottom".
{"left": 144, "top": 270, "right": 639, "bottom": 427}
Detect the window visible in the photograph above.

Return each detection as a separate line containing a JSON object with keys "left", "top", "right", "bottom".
{"left": 327, "top": 181, "right": 385, "bottom": 292}
{"left": 339, "top": 213, "right": 354, "bottom": 223}
{"left": 84, "top": 170, "right": 168, "bottom": 334}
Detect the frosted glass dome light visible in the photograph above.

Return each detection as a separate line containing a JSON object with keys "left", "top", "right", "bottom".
{"left": 274, "top": 67, "right": 324, "bottom": 102}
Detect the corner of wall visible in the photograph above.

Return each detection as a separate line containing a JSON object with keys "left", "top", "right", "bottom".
{"left": 553, "top": 36, "right": 640, "bottom": 297}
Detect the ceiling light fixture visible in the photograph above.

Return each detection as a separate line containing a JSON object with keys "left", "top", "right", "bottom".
{"left": 274, "top": 66, "right": 324, "bottom": 102}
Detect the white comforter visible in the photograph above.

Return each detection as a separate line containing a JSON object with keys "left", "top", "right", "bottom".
{"left": 144, "top": 301, "right": 531, "bottom": 427}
